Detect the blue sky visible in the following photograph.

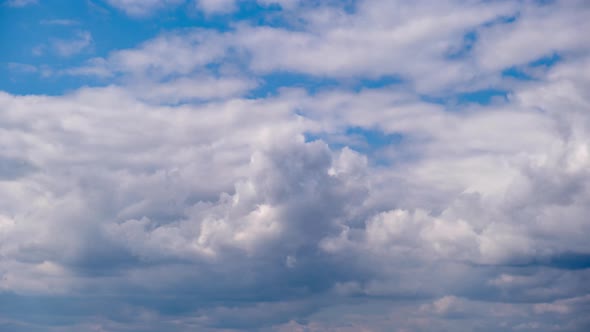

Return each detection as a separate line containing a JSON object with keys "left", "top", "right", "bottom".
{"left": 1, "top": 0, "right": 590, "bottom": 331}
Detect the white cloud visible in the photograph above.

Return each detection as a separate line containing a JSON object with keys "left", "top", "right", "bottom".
{"left": 196, "top": 0, "right": 235, "bottom": 14}
{"left": 5, "top": 54, "right": 590, "bottom": 327}
{"left": 105, "top": 0, "right": 185, "bottom": 17}
{"left": 227, "top": 0, "right": 516, "bottom": 93}
{"left": 82, "top": 29, "right": 226, "bottom": 78}
{"left": 52, "top": 31, "right": 93, "bottom": 57}
{"left": 128, "top": 76, "right": 256, "bottom": 103}
{"left": 3, "top": 0, "right": 590, "bottom": 331}
{"left": 474, "top": 2, "right": 590, "bottom": 71}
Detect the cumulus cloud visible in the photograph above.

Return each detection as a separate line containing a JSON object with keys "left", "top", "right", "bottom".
{"left": 2, "top": 0, "right": 590, "bottom": 331}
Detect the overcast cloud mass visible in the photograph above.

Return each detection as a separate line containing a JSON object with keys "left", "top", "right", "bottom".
{"left": 1, "top": 0, "right": 590, "bottom": 331}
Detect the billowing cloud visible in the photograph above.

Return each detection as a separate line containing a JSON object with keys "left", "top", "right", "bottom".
{"left": 1, "top": 0, "right": 590, "bottom": 331}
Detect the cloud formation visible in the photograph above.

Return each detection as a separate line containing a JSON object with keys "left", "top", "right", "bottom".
{"left": 1, "top": 0, "right": 590, "bottom": 331}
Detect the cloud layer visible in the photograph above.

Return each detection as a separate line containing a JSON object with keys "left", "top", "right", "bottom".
{"left": 1, "top": 0, "right": 590, "bottom": 331}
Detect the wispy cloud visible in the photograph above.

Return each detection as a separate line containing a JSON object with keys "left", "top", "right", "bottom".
{"left": 105, "top": 0, "right": 185, "bottom": 17}
{"left": 7, "top": 62, "right": 37, "bottom": 73}
{"left": 4, "top": 0, "right": 37, "bottom": 7}
{"left": 40, "top": 19, "right": 79, "bottom": 26}
{"left": 52, "top": 30, "right": 93, "bottom": 57}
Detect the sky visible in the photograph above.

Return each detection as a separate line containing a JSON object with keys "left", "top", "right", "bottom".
{"left": 1, "top": 0, "right": 590, "bottom": 331}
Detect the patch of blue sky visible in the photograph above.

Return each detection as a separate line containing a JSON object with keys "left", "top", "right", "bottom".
{"left": 0, "top": 68, "right": 108, "bottom": 95}
{"left": 481, "top": 11, "right": 519, "bottom": 28}
{"left": 249, "top": 72, "right": 340, "bottom": 98}
{"left": 231, "top": 1, "right": 290, "bottom": 29}
{"left": 2, "top": 1, "right": 147, "bottom": 60}
{"left": 501, "top": 67, "right": 533, "bottom": 80}
{"left": 455, "top": 88, "right": 508, "bottom": 105}
{"left": 353, "top": 75, "right": 403, "bottom": 91}
{"left": 345, "top": 126, "right": 403, "bottom": 150}
{"left": 420, "top": 89, "right": 509, "bottom": 106}
{"left": 502, "top": 53, "right": 562, "bottom": 80}
{"left": 446, "top": 30, "right": 477, "bottom": 59}
{"left": 529, "top": 52, "right": 561, "bottom": 67}
{"left": 0, "top": 2, "right": 145, "bottom": 94}
{"left": 249, "top": 72, "right": 403, "bottom": 98}
{"left": 305, "top": 126, "right": 402, "bottom": 166}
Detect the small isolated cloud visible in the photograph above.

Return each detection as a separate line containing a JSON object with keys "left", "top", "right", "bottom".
{"left": 31, "top": 44, "right": 45, "bottom": 56}
{"left": 40, "top": 19, "right": 79, "bottom": 26}
{"left": 52, "top": 30, "right": 93, "bottom": 57}
{"left": 63, "top": 58, "right": 112, "bottom": 77}
{"left": 196, "top": 0, "right": 235, "bottom": 15}
{"left": 105, "top": 0, "right": 185, "bottom": 17}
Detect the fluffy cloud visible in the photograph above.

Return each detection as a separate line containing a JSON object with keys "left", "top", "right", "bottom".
{"left": 2, "top": 0, "right": 590, "bottom": 331}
